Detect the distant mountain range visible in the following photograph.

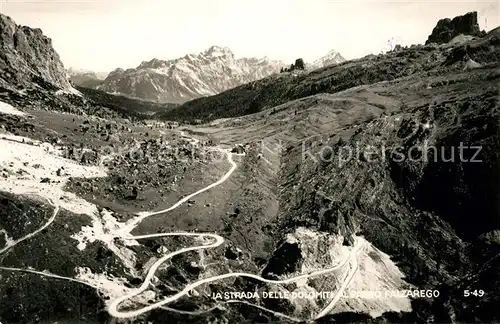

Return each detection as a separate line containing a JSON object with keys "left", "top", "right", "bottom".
{"left": 91, "top": 47, "right": 346, "bottom": 103}
{"left": 0, "top": 9, "right": 346, "bottom": 105}
{"left": 67, "top": 68, "right": 108, "bottom": 88}
{"left": 95, "top": 46, "right": 282, "bottom": 103}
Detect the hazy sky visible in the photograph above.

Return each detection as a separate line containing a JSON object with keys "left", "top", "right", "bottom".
{"left": 0, "top": 0, "right": 498, "bottom": 72}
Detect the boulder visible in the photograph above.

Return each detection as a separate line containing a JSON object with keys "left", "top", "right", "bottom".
{"left": 231, "top": 144, "right": 245, "bottom": 154}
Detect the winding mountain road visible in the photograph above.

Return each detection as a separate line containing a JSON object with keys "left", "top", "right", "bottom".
{"left": 0, "top": 133, "right": 364, "bottom": 321}
{"left": 123, "top": 145, "right": 241, "bottom": 231}
{"left": 109, "top": 233, "right": 363, "bottom": 318}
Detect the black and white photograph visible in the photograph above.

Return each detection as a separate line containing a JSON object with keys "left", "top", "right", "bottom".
{"left": 0, "top": 0, "right": 499, "bottom": 323}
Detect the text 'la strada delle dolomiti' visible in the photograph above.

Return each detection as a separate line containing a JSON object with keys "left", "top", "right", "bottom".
{"left": 212, "top": 289, "right": 441, "bottom": 300}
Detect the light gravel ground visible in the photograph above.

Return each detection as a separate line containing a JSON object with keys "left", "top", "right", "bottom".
{"left": 0, "top": 100, "right": 25, "bottom": 116}
{"left": 283, "top": 228, "right": 412, "bottom": 318}
{"left": 329, "top": 238, "right": 413, "bottom": 317}
{"left": 0, "top": 133, "right": 106, "bottom": 216}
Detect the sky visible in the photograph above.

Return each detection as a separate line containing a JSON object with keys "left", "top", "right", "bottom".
{"left": 0, "top": 0, "right": 498, "bottom": 72}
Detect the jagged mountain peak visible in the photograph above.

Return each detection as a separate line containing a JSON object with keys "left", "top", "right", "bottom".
{"left": 311, "top": 49, "right": 346, "bottom": 69}
{"left": 135, "top": 46, "right": 235, "bottom": 71}
{"left": 67, "top": 67, "right": 108, "bottom": 78}
{"left": 425, "top": 11, "right": 485, "bottom": 45}
{"left": 322, "top": 49, "right": 343, "bottom": 59}
{"left": 66, "top": 67, "right": 109, "bottom": 87}
{"left": 137, "top": 58, "right": 170, "bottom": 69}
{"left": 203, "top": 45, "right": 234, "bottom": 58}
{"left": 67, "top": 67, "right": 88, "bottom": 76}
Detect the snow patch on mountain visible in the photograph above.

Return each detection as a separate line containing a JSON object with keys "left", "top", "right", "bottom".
{"left": 55, "top": 86, "right": 82, "bottom": 97}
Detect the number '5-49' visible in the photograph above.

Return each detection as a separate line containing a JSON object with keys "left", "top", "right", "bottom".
{"left": 464, "top": 290, "right": 485, "bottom": 297}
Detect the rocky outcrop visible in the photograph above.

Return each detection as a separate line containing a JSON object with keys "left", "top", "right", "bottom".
{"left": 281, "top": 58, "right": 306, "bottom": 73}
{"left": 425, "top": 11, "right": 485, "bottom": 45}
{"left": 97, "top": 46, "right": 284, "bottom": 103}
{"left": 0, "top": 14, "right": 72, "bottom": 91}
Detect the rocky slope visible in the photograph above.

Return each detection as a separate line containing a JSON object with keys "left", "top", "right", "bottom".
{"left": 154, "top": 13, "right": 499, "bottom": 322}
{"left": 181, "top": 36, "right": 499, "bottom": 324}
{"left": 272, "top": 64, "right": 499, "bottom": 323}
{"left": 0, "top": 14, "right": 74, "bottom": 93}
{"left": 97, "top": 46, "right": 283, "bottom": 103}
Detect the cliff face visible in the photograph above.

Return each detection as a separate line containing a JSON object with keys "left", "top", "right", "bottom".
{"left": 0, "top": 14, "right": 72, "bottom": 91}
{"left": 425, "top": 11, "right": 485, "bottom": 45}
